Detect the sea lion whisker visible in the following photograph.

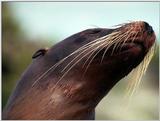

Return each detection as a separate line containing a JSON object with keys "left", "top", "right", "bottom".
{"left": 124, "top": 31, "right": 155, "bottom": 99}
{"left": 84, "top": 32, "right": 124, "bottom": 67}
{"left": 86, "top": 33, "right": 124, "bottom": 68}
{"left": 102, "top": 29, "right": 133, "bottom": 60}
{"left": 60, "top": 44, "right": 103, "bottom": 77}
{"left": 125, "top": 43, "right": 155, "bottom": 99}
{"left": 123, "top": 31, "right": 138, "bottom": 47}
{"left": 131, "top": 32, "right": 139, "bottom": 43}
{"left": 82, "top": 43, "right": 106, "bottom": 68}
{"left": 100, "top": 38, "right": 122, "bottom": 64}
{"left": 94, "top": 30, "right": 129, "bottom": 63}
{"left": 110, "top": 32, "right": 131, "bottom": 55}
{"left": 127, "top": 61, "right": 147, "bottom": 100}
{"left": 83, "top": 42, "right": 113, "bottom": 75}
{"left": 82, "top": 41, "right": 111, "bottom": 70}
{"left": 82, "top": 44, "right": 108, "bottom": 77}
{"left": 84, "top": 38, "right": 118, "bottom": 68}
{"left": 61, "top": 40, "right": 106, "bottom": 72}
{"left": 62, "top": 32, "right": 123, "bottom": 72}
{"left": 83, "top": 34, "right": 124, "bottom": 75}
{"left": 128, "top": 64, "right": 142, "bottom": 96}
{"left": 126, "top": 63, "right": 144, "bottom": 96}
{"left": 118, "top": 30, "right": 136, "bottom": 52}
{"left": 113, "top": 34, "right": 130, "bottom": 52}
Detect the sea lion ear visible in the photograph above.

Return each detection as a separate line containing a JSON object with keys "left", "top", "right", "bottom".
{"left": 32, "top": 48, "right": 48, "bottom": 59}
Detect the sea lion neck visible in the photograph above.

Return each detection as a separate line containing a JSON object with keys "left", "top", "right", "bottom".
{"left": 46, "top": 76, "right": 110, "bottom": 120}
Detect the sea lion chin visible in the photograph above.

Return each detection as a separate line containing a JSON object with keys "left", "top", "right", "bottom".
{"left": 3, "top": 21, "right": 156, "bottom": 120}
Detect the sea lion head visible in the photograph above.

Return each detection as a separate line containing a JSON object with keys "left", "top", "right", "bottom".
{"left": 3, "top": 21, "right": 156, "bottom": 120}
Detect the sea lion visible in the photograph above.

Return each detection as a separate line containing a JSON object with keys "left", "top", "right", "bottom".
{"left": 3, "top": 21, "right": 156, "bottom": 120}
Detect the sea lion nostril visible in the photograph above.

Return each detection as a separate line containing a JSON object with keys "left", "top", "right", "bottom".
{"left": 144, "top": 22, "right": 153, "bottom": 34}
{"left": 144, "top": 22, "right": 149, "bottom": 29}
{"left": 147, "top": 26, "right": 153, "bottom": 34}
{"left": 89, "top": 29, "right": 101, "bottom": 34}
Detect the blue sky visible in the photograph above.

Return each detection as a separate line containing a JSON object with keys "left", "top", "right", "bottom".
{"left": 9, "top": 2, "right": 159, "bottom": 42}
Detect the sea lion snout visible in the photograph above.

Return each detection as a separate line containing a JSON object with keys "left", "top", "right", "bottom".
{"left": 120, "top": 21, "right": 155, "bottom": 53}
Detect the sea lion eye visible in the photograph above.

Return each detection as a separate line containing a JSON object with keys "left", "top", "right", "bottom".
{"left": 32, "top": 48, "right": 48, "bottom": 59}
{"left": 75, "top": 37, "right": 86, "bottom": 43}
{"left": 89, "top": 29, "right": 101, "bottom": 34}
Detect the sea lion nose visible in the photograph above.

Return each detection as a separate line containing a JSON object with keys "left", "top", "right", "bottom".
{"left": 144, "top": 22, "right": 153, "bottom": 35}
